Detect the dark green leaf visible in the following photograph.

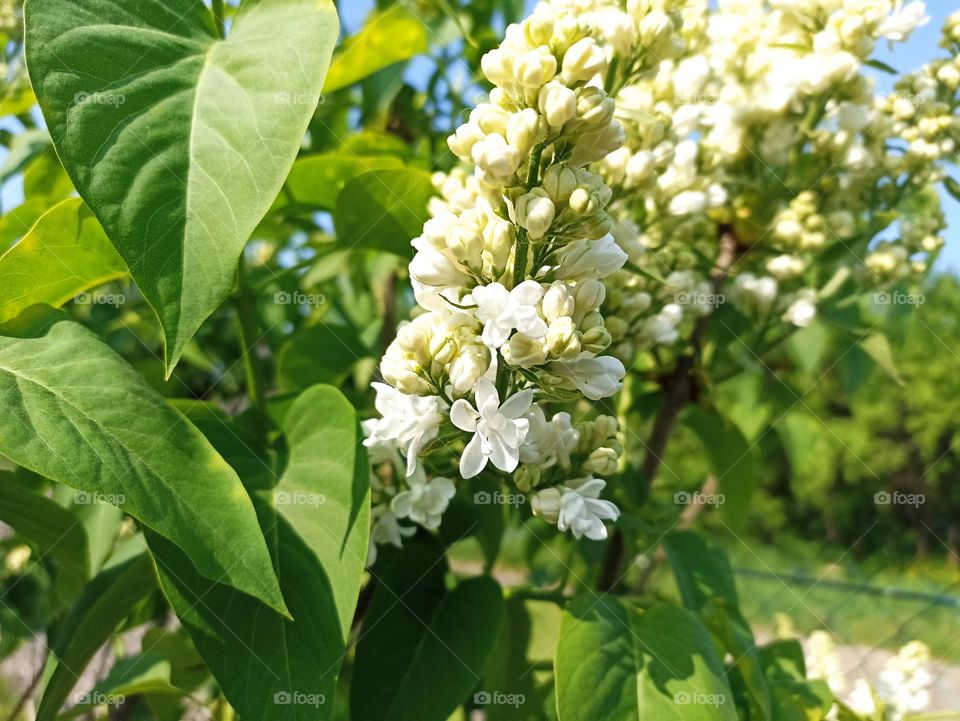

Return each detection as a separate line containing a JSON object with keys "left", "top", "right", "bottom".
{"left": 152, "top": 385, "right": 370, "bottom": 721}
{"left": 0, "top": 308, "right": 286, "bottom": 614}
{"left": 352, "top": 540, "right": 504, "bottom": 721}
{"left": 0, "top": 471, "right": 89, "bottom": 586}
{"left": 334, "top": 169, "right": 434, "bottom": 257}
{"left": 680, "top": 407, "right": 759, "bottom": 530}
{"left": 282, "top": 153, "right": 405, "bottom": 211}
{"left": 37, "top": 553, "right": 157, "bottom": 721}
{"left": 663, "top": 531, "right": 738, "bottom": 610}
{"left": 864, "top": 58, "right": 898, "bottom": 74}
{"left": 277, "top": 323, "right": 369, "bottom": 392}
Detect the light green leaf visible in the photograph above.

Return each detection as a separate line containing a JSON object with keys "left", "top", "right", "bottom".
{"left": 334, "top": 169, "right": 434, "bottom": 257}
{"left": 0, "top": 198, "right": 127, "bottom": 322}
{"left": 324, "top": 5, "right": 428, "bottom": 93}
{"left": 352, "top": 540, "right": 504, "bottom": 721}
{"left": 22, "top": 151, "right": 74, "bottom": 203}
{"left": 0, "top": 471, "right": 89, "bottom": 586}
{"left": 26, "top": 0, "right": 340, "bottom": 374}
{"left": 152, "top": 385, "right": 370, "bottom": 721}
{"left": 0, "top": 307, "right": 286, "bottom": 614}
{"left": 282, "top": 153, "right": 405, "bottom": 211}
{"left": 858, "top": 332, "right": 904, "bottom": 386}
{"left": 37, "top": 553, "right": 157, "bottom": 721}
{"left": 0, "top": 128, "right": 50, "bottom": 183}
{"left": 555, "top": 597, "right": 737, "bottom": 721}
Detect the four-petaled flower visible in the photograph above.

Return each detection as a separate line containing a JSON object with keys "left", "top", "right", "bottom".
{"left": 450, "top": 378, "right": 533, "bottom": 478}
{"left": 391, "top": 473, "right": 457, "bottom": 530}
{"left": 471, "top": 280, "right": 548, "bottom": 348}
{"left": 363, "top": 383, "right": 446, "bottom": 476}
{"left": 557, "top": 478, "right": 621, "bottom": 540}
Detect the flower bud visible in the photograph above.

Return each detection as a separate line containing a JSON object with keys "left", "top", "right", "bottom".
{"left": 581, "top": 325, "right": 612, "bottom": 355}
{"left": 481, "top": 48, "right": 512, "bottom": 85}
{"left": 516, "top": 189, "right": 556, "bottom": 239}
{"left": 576, "top": 87, "right": 616, "bottom": 126}
{"left": 448, "top": 224, "right": 484, "bottom": 267}
{"left": 514, "top": 46, "right": 557, "bottom": 89}
{"left": 505, "top": 333, "right": 549, "bottom": 367}
{"left": 506, "top": 108, "right": 543, "bottom": 156}
{"left": 515, "top": 465, "right": 541, "bottom": 493}
{"left": 542, "top": 281, "right": 576, "bottom": 322}
{"left": 525, "top": 12, "right": 554, "bottom": 47}
{"left": 538, "top": 80, "right": 577, "bottom": 128}
{"left": 568, "top": 187, "right": 595, "bottom": 215}
{"left": 640, "top": 11, "right": 673, "bottom": 49}
{"left": 574, "top": 279, "right": 606, "bottom": 317}
{"left": 447, "top": 122, "right": 485, "bottom": 159}
{"left": 583, "top": 447, "right": 619, "bottom": 476}
{"left": 531, "top": 487, "right": 562, "bottom": 523}
{"left": 546, "top": 317, "right": 581, "bottom": 358}
{"left": 448, "top": 346, "right": 490, "bottom": 391}
{"left": 542, "top": 164, "right": 579, "bottom": 204}
{"left": 551, "top": 14, "right": 584, "bottom": 54}
{"left": 561, "top": 38, "right": 605, "bottom": 85}
{"left": 471, "top": 133, "right": 521, "bottom": 182}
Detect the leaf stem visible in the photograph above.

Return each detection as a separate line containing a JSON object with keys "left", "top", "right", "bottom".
{"left": 235, "top": 255, "right": 270, "bottom": 444}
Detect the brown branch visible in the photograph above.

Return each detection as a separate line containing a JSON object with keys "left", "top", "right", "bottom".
{"left": 596, "top": 224, "right": 741, "bottom": 592}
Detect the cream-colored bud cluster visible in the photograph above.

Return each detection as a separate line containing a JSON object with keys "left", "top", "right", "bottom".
{"left": 531, "top": 0, "right": 953, "bottom": 366}
{"left": 367, "top": 0, "right": 634, "bottom": 552}
{"left": 380, "top": 309, "right": 490, "bottom": 395}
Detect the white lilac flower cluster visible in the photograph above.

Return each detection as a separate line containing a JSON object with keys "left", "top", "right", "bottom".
{"left": 579, "top": 0, "right": 945, "bottom": 365}
{"left": 364, "top": 3, "right": 633, "bottom": 563}
{"left": 806, "top": 631, "right": 932, "bottom": 721}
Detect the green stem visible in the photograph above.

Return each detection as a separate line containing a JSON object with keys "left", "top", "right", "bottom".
{"left": 235, "top": 256, "right": 270, "bottom": 444}
{"left": 496, "top": 140, "right": 551, "bottom": 400}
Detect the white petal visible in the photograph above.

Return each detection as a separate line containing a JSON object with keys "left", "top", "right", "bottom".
{"left": 488, "top": 434, "right": 520, "bottom": 473}
{"left": 450, "top": 399, "right": 479, "bottom": 432}
{"left": 511, "top": 280, "right": 544, "bottom": 305}
{"left": 499, "top": 389, "right": 534, "bottom": 419}
{"left": 474, "top": 378, "right": 499, "bottom": 411}
{"left": 460, "top": 434, "right": 488, "bottom": 479}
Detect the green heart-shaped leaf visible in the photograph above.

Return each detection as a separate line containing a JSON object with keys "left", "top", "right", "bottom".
{"left": 0, "top": 307, "right": 287, "bottom": 615}
{"left": 25, "top": 0, "right": 339, "bottom": 373}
